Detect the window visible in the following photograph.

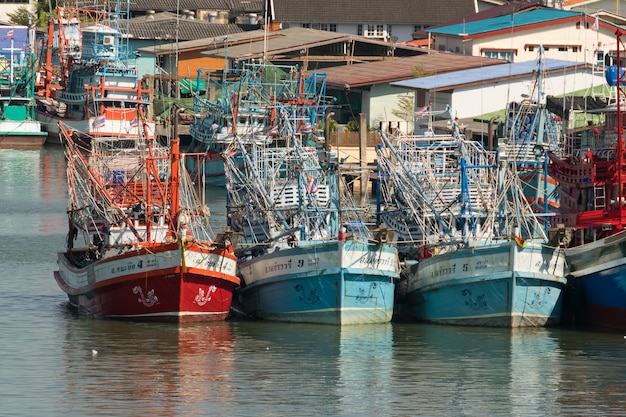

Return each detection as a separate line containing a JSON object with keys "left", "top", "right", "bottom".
{"left": 483, "top": 50, "right": 515, "bottom": 61}
{"left": 366, "top": 24, "right": 384, "bottom": 37}
{"left": 526, "top": 44, "right": 581, "bottom": 53}
{"left": 319, "top": 23, "right": 337, "bottom": 32}
{"left": 361, "top": 24, "right": 388, "bottom": 39}
{"left": 301, "top": 23, "right": 311, "bottom": 29}
{"left": 357, "top": 24, "right": 363, "bottom": 36}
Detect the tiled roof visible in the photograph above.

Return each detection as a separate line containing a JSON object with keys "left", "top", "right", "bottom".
{"left": 272, "top": 0, "right": 477, "bottom": 25}
{"left": 129, "top": 12, "right": 257, "bottom": 40}
{"left": 129, "top": 0, "right": 264, "bottom": 13}
{"left": 320, "top": 52, "right": 505, "bottom": 88}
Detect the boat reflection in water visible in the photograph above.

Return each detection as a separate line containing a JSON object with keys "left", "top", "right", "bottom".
{"left": 389, "top": 324, "right": 565, "bottom": 415}
{"left": 59, "top": 319, "right": 236, "bottom": 413}
{"left": 232, "top": 321, "right": 393, "bottom": 415}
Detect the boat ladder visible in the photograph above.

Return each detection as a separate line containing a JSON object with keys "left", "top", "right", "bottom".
{"left": 594, "top": 185, "right": 606, "bottom": 210}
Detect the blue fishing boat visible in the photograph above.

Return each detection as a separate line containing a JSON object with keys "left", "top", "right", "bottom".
{"left": 187, "top": 63, "right": 330, "bottom": 185}
{"left": 376, "top": 107, "right": 566, "bottom": 327}
{"left": 0, "top": 25, "right": 47, "bottom": 147}
{"left": 35, "top": 0, "right": 154, "bottom": 142}
{"left": 224, "top": 107, "right": 399, "bottom": 324}
{"left": 547, "top": 28, "right": 626, "bottom": 331}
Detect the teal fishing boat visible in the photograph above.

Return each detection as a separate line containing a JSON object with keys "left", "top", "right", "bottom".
{"left": 0, "top": 26, "right": 47, "bottom": 147}
{"left": 224, "top": 106, "right": 399, "bottom": 325}
{"left": 376, "top": 106, "right": 566, "bottom": 327}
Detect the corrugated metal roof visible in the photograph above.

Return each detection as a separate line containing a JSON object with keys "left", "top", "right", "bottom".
{"left": 194, "top": 27, "right": 422, "bottom": 61}
{"left": 430, "top": 8, "right": 582, "bottom": 36}
{"left": 391, "top": 58, "right": 590, "bottom": 90}
{"left": 129, "top": 12, "right": 255, "bottom": 41}
{"left": 321, "top": 53, "right": 506, "bottom": 89}
{"left": 208, "top": 27, "right": 351, "bottom": 59}
{"left": 272, "top": 0, "right": 477, "bottom": 25}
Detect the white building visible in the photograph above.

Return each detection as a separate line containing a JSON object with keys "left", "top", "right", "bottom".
{"left": 429, "top": 7, "right": 618, "bottom": 67}
{"left": 391, "top": 58, "right": 606, "bottom": 122}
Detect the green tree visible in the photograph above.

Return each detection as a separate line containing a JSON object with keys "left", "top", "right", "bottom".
{"left": 346, "top": 120, "right": 359, "bottom": 132}
{"left": 6, "top": 7, "right": 33, "bottom": 26}
{"left": 8, "top": 0, "right": 56, "bottom": 27}
{"left": 391, "top": 92, "right": 415, "bottom": 124}
{"left": 390, "top": 65, "right": 435, "bottom": 129}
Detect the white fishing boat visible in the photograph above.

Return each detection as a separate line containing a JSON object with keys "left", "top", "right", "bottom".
{"left": 35, "top": 0, "right": 155, "bottom": 142}
{"left": 187, "top": 63, "right": 330, "bottom": 185}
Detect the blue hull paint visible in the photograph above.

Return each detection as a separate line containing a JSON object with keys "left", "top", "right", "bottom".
{"left": 236, "top": 241, "right": 398, "bottom": 325}
{"left": 411, "top": 275, "right": 564, "bottom": 327}
{"left": 407, "top": 241, "right": 566, "bottom": 327}
{"left": 567, "top": 232, "right": 626, "bottom": 330}
{"left": 577, "top": 265, "right": 626, "bottom": 330}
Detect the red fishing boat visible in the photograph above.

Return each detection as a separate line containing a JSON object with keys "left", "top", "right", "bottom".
{"left": 54, "top": 122, "right": 240, "bottom": 322}
{"left": 548, "top": 28, "right": 626, "bottom": 330}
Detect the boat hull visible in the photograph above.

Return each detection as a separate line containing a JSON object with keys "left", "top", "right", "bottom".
{"left": 0, "top": 120, "right": 48, "bottom": 147}
{"left": 35, "top": 109, "right": 155, "bottom": 143}
{"left": 236, "top": 240, "right": 398, "bottom": 324}
{"left": 35, "top": 110, "right": 89, "bottom": 143}
{"left": 54, "top": 242, "right": 240, "bottom": 322}
{"left": 566, "top": 231, "right": 626, "bottom": 331}
{"left": 407, "top": 241, "right": 567, "bottom": 327}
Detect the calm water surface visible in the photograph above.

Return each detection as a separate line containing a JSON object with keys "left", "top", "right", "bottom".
{"left": 1, "top": 146, "right": 626, "bottom": 417}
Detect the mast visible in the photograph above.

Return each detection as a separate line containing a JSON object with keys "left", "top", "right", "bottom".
{"left": 618, "top": 28, "right": 624, "bottom": 227}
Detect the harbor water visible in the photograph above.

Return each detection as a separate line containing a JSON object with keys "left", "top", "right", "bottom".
{"left": 2, "top": 146, "right": 626, "bottom": 417}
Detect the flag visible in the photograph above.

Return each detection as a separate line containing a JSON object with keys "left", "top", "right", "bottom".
{"left": 129, "top": 118, "right": 138, "bottom": 128}
{"left": 268, "top": 125, "right": 279, "bottom": 135}
{"left": 514, "top": 235, "right": 527, "bottom": 249}
{"left": 591, "top": 16, "right": 599, "bottom": 31}
{"left": 307, "top": 175, "right": 319, "bottom": 195}
{"left": 300, "top": 122, "right": 312, "bottom": 134}
{"left": 416, "top": 104, "right": 429, "bottom": 117}
{"left": 3, "top": 29, "right": 14, "bottom": 40}
{"left": 92, "top": 114, "right": 106, "bottom": 128}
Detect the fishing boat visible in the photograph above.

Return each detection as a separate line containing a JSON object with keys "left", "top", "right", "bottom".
{"left": 35, "top": 0, "right": 155, "bottom": 143}
{"left": 54, "top": 122, "right": 240, "bottom": 322}
{"left": 496, "top": 46, "right": 563, "bottom": 215}
{"left": 187, "top": 63, "right": 330, "bottom": 185}
{"left": 376, "top": 107, "right": 566, "bottom": 327}
{"left": 224, "top": 107, "right": 399, "bottom": 325}
{"left": 0, "top": 25, "right": 47, "bottom": 147}
{"left": 547, "top": 28, "right": 626, "bottom": 331}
